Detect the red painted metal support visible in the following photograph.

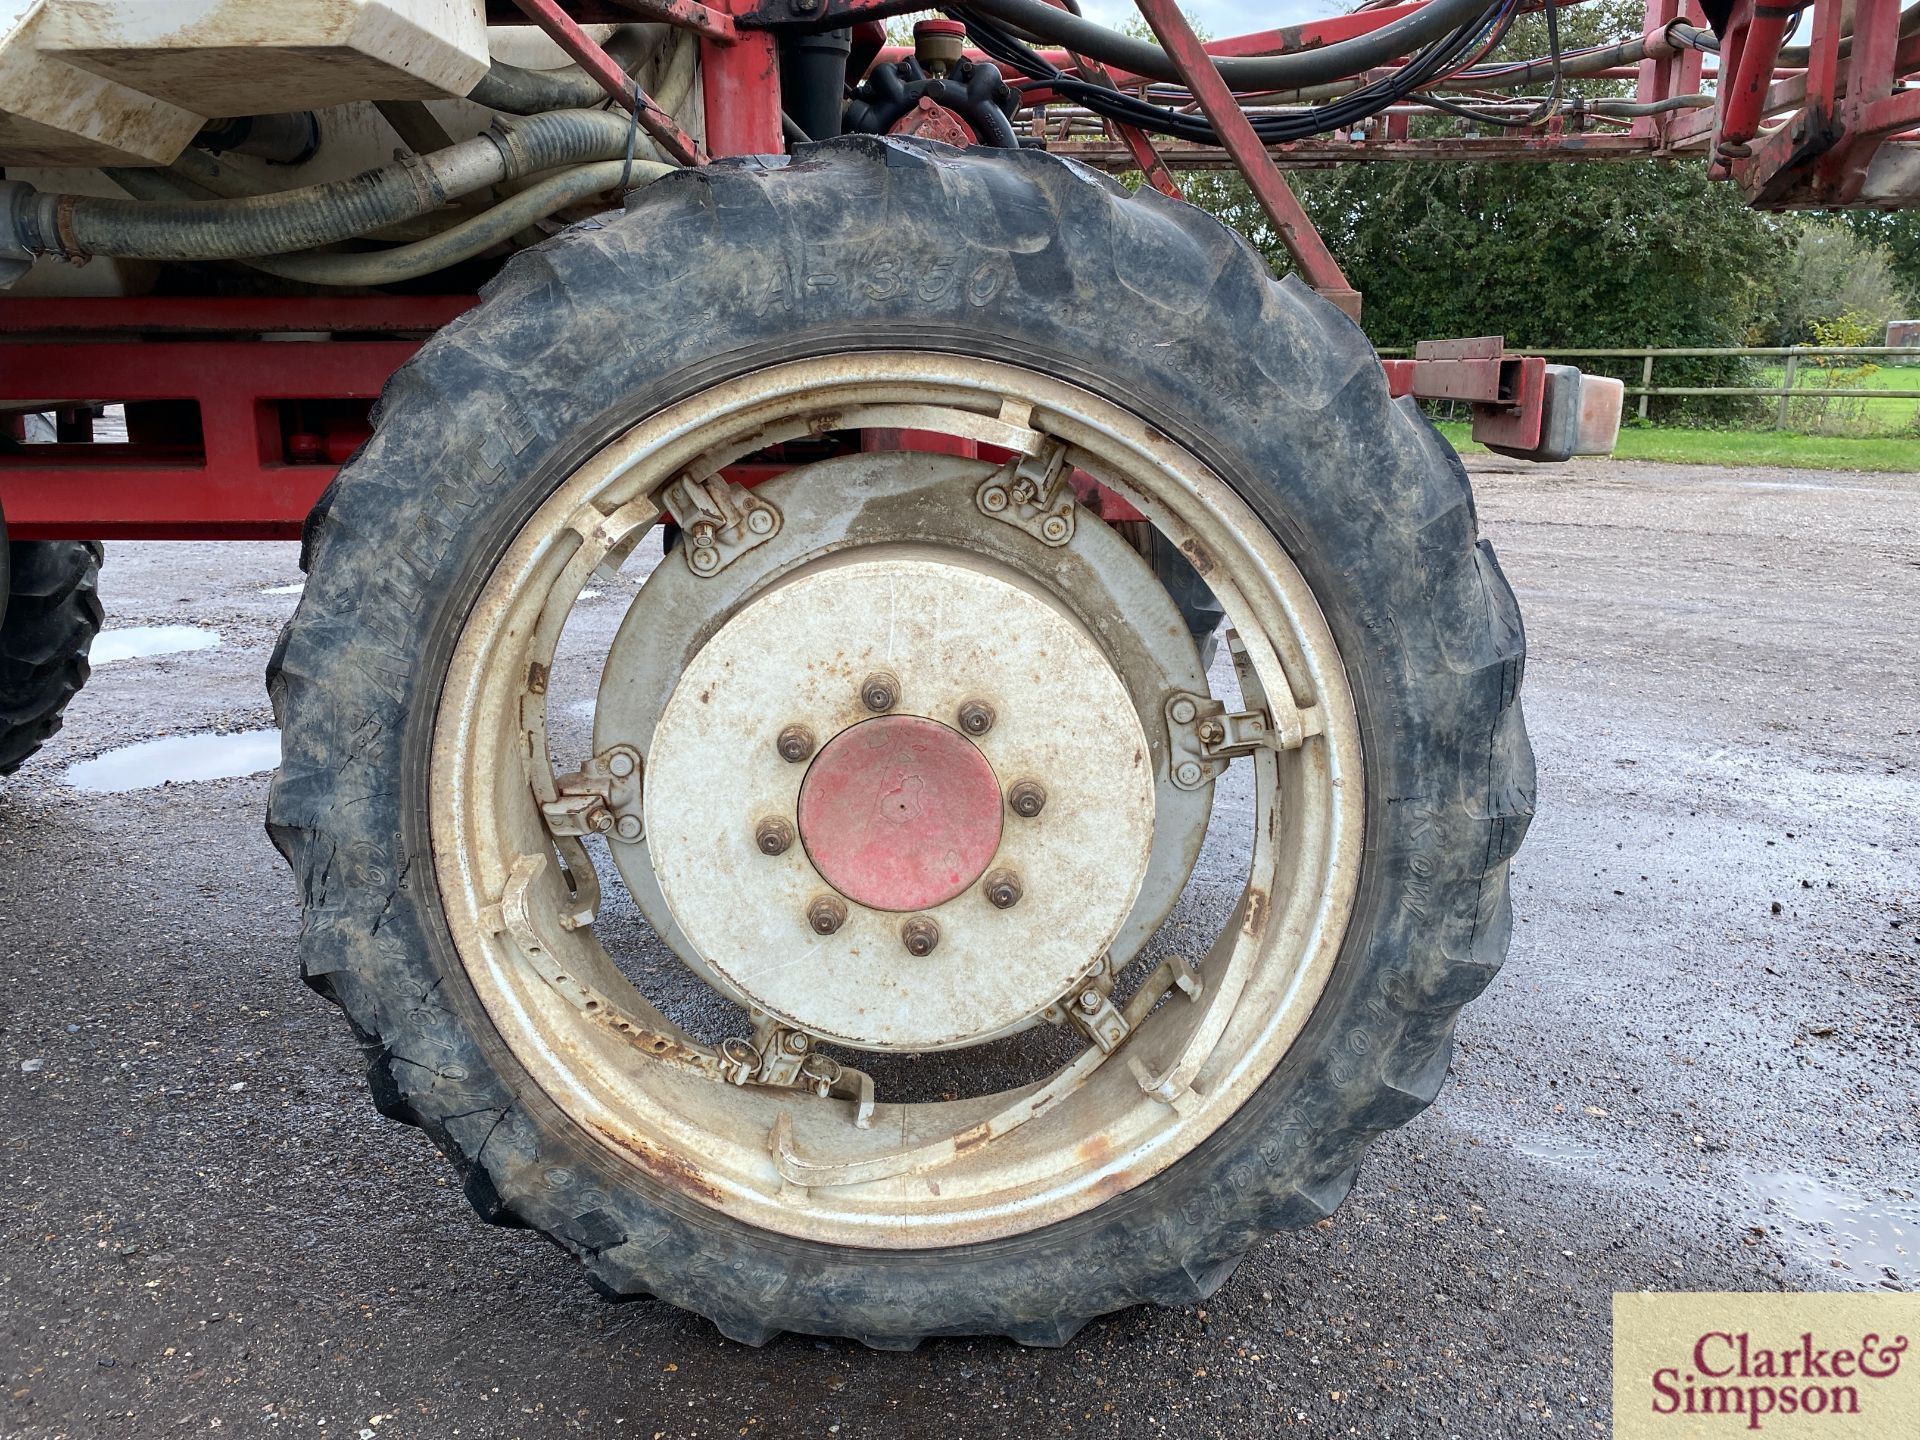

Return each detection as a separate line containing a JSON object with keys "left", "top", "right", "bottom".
{"left": 0, "top": 338, "right": 421, "bottom": 540}
{"left": 0, "top": 296, "right": 473, "bottom": 335}
{"left": 509, "top": 0, "right": 709, "bottom": 165}
{"left": 1634, "top": 1, "right": 1705, "bottom": 145}
{"left": 704, "top": 0, "right": 783, "bottom": 156}
{"left": 1129, "top": 0, "right": 1360, "bottom": 317}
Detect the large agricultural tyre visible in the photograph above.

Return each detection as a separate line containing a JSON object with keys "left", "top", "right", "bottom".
{"left": 0, "top": 535, "right": 103, "bottom": 776}
{"left": 266, "top": 137, "right": 1532, "bottom": 1347}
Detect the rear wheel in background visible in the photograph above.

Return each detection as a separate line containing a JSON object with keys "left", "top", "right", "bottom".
{"left": 267, "top": 139, "right": 1532, "bottom": 1346}
{"left": 0, "top": 537, "right": 103, "bottom": 776}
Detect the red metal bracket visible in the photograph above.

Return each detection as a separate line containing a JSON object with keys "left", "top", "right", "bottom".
{"left": 1381, "top": 336, "right": 1550, "bottom": 452}
{"left": 1129, "top": 0, "right": 1359, "bottom": 317}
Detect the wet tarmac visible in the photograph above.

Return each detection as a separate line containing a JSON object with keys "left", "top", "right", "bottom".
{"left": 1, "top": 456, "right": 1914, "bottom": 1438}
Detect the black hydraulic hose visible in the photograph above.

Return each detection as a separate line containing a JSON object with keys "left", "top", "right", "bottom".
{"left": 966, "top": 0, "right": 1507, "bottom": 143}
{"left": 7, "top": 110, "right": 639, "bottom": 262}
{"left": 468, "top": 25, "right": 659, "bottom": 113}
{"left": 957, "top": 0, "right": 1496, "bottom": 88}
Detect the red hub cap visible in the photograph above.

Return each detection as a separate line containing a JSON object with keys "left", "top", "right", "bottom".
{"left": 797, "top": 716, "right": 1004, "bottom": 913}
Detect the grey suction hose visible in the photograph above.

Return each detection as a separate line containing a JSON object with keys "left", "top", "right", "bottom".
{"left": 7, "top": 109, "right": 642, "bottom": 262}
{"left": 104, "top": 159, "right": 671, "bottom": 285}
{"left": 962, "top": 0, "right": 1495, "bottom": 89}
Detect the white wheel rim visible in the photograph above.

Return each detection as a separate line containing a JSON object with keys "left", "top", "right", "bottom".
{"left": 430, "top": 353, "right": 1365, "bottom": 1248}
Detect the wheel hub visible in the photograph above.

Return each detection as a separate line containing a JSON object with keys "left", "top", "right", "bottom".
{"left": 641, "top": 546, "right": 1157, "bottom": 1052}
{"left": 797, "top": 715, "right": 1004, "bottom": 913}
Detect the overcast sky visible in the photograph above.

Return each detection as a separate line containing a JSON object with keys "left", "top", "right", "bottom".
{"left": 1077, "top": 0, "right": 1353, "bottom": 35}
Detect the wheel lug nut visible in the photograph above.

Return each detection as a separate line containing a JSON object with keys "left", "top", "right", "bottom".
{"left": 1196, "top": 718, "right": 1225, "bottom": 745}
{"left": 807, "top": 896, "right": 847, "bottom": 935}
{"left": 1078, "top": 987, "right": 1102, "bottom": 1013}
{"left": 1007, "top": 779, "right": 1047, "bottom": 818}
{"left": 755, "top": 816, "right": 794, "bottom": 856}
{"left": 586, "top": 804, "right": 615, "bottom": 835}
{"left": 776, "top": 724, "right": 816, "bottom": 763}
{"left": 860, "top": 671, "right": 899, "bottom": 713}
{"left": 958, "top": 700, "right": 995, "bottom": 736}
{"left": 783, "top": 1030, "right": 809, "bottom": 1054}
{"left": 901, "top": 916, "right": 940, "bottom": 956}
{"left": 984, "top": 869, "right": 1022, "bottom": 910}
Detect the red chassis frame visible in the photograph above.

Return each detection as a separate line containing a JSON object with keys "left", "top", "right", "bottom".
{"left": 3, "top": 0, "right": 1915, "bottom": 541}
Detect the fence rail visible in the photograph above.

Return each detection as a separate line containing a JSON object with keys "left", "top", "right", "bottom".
{"left": 1376, "top": 345, "right": 1920, "bottom": 429}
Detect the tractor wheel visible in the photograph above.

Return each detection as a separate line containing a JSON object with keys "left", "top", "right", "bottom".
{"left": 267, "top": 138, "right": 1531, "bottom": 1347}
{"left": 0, "top": 538, "right": 103, "bottom": 776}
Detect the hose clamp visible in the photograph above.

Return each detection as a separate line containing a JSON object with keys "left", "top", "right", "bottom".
{"left": 0, "top": 181, "right": 35, "bottom": 287}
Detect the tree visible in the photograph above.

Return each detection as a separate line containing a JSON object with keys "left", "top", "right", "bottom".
{"left": 1832, "top": 212, "right": 1920, "bottom": 314}
{"left": 1768, "top": 220, "right": 1911, "bottom": 344}
{"left": 1186, "top": 161, "right": 1781, "bottom": 346}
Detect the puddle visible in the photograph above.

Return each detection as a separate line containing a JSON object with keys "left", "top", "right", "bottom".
{"left": 261, "top": 583, "right": 304, "bottom": 596}
{"left": 1752, "top": 1172, "right": 1917, "bottom": 1289}
{"left": 90, "top": 625, "right": 221, "bottom": 665}
{"left": 64, "top": 730, "right": 281, "bottom": 793}
{"left": 1515, "top": 1134, "right": 1605, "bottom": 1168}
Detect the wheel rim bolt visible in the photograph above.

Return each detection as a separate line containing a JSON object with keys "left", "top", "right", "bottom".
{"left": 1008, "top": 779, "right": 1047, "bottom": 818}
{"left": 958, "top": 700, "right": 995, "bottom": 736}
{"left": 1176, "top": 761, "right": 1204, "bottom": 786}
{"left": 776, "top": 725, "right": 816, "bottom": 763}
{"left": 860, "top": 671, "right": 899, "bottom": 713}
{"left": 807, "top": 896, "right": 847, "bottom": 935}
{"left": 746, "top": 506, "right": 775, "bottom": 536}
{"left": 613, "top": 815, "right": 642, "bottom": 842}
{"left": 755, "top": 816, "right": 794, "bottom": 856}
{"left": 902, "top": 916, "right": 940, "bottom": 956}
{"left": 1170, "top": 697, "right": 1198, "bottom": 724}
{"left": 607, "top": 748, "right": 638, "bottom": 779}
{"left": 984, "top": 869, "right": 1022, "bottom": 910}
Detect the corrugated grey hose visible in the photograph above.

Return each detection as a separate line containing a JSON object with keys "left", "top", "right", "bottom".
{"left": 8, "top": 109, "right": 643, "bottom": 263}
{"left": 104, "top": 158, "right": 670, "bottom": 285}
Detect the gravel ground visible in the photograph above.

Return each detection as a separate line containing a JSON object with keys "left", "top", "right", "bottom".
{"left": 1, "top": 456, "right": 1915, "bottom": 1439}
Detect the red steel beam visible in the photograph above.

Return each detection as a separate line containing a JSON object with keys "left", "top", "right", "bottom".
{"left": 0, "top": 340, "right": 419, "bottom": 541}
{"left": 1129, "top": 0, "right": 1360, "bottom": 317}
{"left": 0, "top": 296, "right": 473, "bottom": 335}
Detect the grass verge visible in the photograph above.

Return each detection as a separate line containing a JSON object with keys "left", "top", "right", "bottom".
{"left": 1434, "top": 421, "right": 1920, "bottom": 473}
